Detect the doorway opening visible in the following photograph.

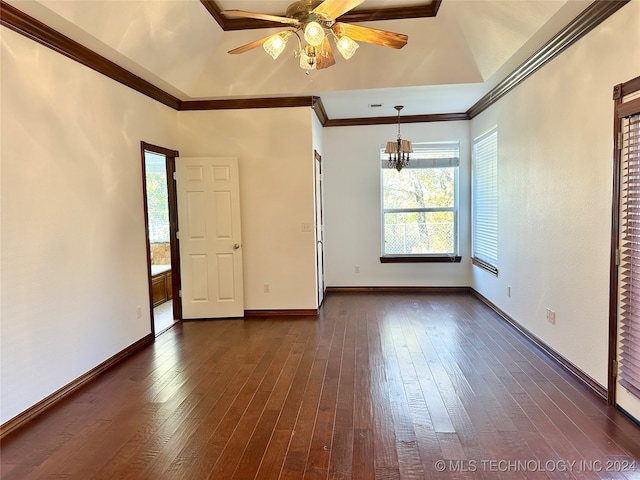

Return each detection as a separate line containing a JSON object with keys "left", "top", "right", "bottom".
{"left": 314, "top": 150, "right": 326, "bottom": 308}
{"left": 141, "top": 142, "right": 181, "bottom": 335}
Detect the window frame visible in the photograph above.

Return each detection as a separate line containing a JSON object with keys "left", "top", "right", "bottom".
{"left": 609, "top": 75, "right": 640, "bottom": 406}
{"left": 471, "top": 127, "right": 499, "bottom": 275}
{"left": 379, "top": 141, "right": 461, "bottom": 263}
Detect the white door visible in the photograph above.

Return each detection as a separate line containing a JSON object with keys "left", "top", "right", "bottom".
{"left": 176, "top": 157, "right": 244, "bottom": 318}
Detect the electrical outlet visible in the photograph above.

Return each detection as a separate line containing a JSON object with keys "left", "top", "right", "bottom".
{"left": 507, "top": 286, "right": 511, "bottom": 297}
{"left": 355, "top": 265, "right": 360, "bottom": 273}
{"left": 546, "top": 308, "right": 556, "bottom": 325}
{"left": 264, "top": 283, "right": 271, "bottom": 293}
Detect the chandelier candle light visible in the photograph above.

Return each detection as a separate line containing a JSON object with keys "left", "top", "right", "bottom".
{"left": 385, "top": 106, "right": 413, "bottom": 172}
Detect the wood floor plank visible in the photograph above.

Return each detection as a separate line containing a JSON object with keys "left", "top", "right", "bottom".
{"left": 304, "top": 319, "right": 347, "bottom": 479}
{"left": 328, "top": 315, "right": 357, "bottom": 479}
{"left": 3, "top": 292, "right": 640, "bottom": 480}
{"left": 253, "top": 429, "right": 292, "bottom": 480}
{"left": 279, "top": 316, "right": 337, "bottom": 480}
{"left": 209, "top": 326, "right": 303, "bottom": 479}
{"left": 369, "top": 308, "right": 401, "bottom": 479}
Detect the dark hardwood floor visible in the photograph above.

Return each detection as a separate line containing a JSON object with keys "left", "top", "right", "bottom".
{"left": 2, "top": 292, "right": 640, "bottom": 479}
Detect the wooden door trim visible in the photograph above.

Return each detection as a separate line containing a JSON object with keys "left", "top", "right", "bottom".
{"left": 141, "top": 141, "right": 182, "bottom": 335}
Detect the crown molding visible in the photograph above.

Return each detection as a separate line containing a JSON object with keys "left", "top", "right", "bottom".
{"left": 199, "top": 0, "right": 280, "bottom": 31}
{"left": 0, "top": 0, "right": 182, "bottom": 110}
{"left": 179, "top": 96, "right": 330, "bottom": 126}
{"left": 324, "top": 112, "right": 468, "bottom": 127}
{"left": 466, "top": 0, "right": 630, "bottom": 119}
{"left": 312, "top": 97, "right": 329, "bottom": 125}
{"left": 200, "top": 0, "right": 441, "bottom": 31}
{"left": 337, "top": 1, "right": 441, "bottom": 23}
{"left": 179, "top": 96, "right": 318, "bottom": 110}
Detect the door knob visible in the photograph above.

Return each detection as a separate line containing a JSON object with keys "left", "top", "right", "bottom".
{"left": 233, "top": 243, "right": 240, "bottom": 250}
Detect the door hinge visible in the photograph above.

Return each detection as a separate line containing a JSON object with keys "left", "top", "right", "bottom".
{"left": 173, "top": 171, "right": 178, "bottom": 180}
{"left": 618, "top": 131, "right": 623, "bottom": 150}
{"left": 613, "top": 360, "right": 619, "bottom": 377}
{"left": 176, "top": 231, "right": 180, "bottom": 239}
{"left": 178, "top": 290, "right": 182, "bottom": 298}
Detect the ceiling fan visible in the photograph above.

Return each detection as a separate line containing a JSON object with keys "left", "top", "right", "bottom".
{"left": 223, "top": 0, "right": 409, "bottom": 71}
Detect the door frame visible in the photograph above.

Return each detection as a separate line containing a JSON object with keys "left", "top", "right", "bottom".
{"left": 608, "top": 75, "right": 640, "bottom": 405}
{"left": 140, "top": 141, "right": 182, "bottom": 334}
{"left": 314, "top": 150, "right": 326, "bottom": 307}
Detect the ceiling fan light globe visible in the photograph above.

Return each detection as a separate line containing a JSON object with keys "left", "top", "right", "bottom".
{"left": 336, "top": 35, "right": 359, "bottom": 60}
{"left": 304, "top": 21, "right": 326, "bottom": 47}
{"left": 263, "top": 32, "right": 290, "bottom": 59}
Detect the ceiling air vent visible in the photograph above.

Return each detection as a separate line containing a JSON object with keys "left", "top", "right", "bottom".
{"left": 369, "top": 103, "right": 383, "bottom": 108}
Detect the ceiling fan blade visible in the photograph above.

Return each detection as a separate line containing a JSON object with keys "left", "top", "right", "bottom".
{"left": 312, "top": 0, "right": 365, "bottom": 19}
{"left": 228, "top": 34, "right": 278, "bottom": 54}
{"left": 333, "top": 23, "right": 408, "bottom": 49}
{"left": 316, "top": 38, "right": 336, "bottom": 70}
{"left": 222, "top": 10, "right": 300, "bottom": 26}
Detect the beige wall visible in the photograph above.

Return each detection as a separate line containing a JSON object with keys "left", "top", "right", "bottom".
{"left": 177, "top": 108, "right": 318, "bottom": 310}
{"left": 470, "top": 1, "right": 640, "bottom": 398}
{"left": 1, "top": 27, "right": 179, "bottom": 423}
{"left": 323, "top": 120, "right": 472, "bottom": 287}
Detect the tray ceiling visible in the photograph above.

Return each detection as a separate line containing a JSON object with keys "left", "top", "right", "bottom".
{"left": 3, "top": 0, "right": 595, "bottom": 119}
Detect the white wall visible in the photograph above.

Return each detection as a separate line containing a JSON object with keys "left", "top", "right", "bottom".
{"left": 1, "top": 28, "right": 178, "bottom": 423}
{"left": 177, "top": 108, "right": 318, "bottom": 310}
{"left": 323, "top": 121, "right": 471, "bottom": 287}
{"left": 470, "top": 0, "right": 640, "bottom": 389}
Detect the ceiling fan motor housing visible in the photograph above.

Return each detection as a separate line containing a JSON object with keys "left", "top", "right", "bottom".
{"left": 286, "top": 0, "right": 326, "bottom": 23}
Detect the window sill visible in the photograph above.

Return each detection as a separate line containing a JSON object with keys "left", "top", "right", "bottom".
{"left": 380, "top": 255, "right": 462, "bottom": 263}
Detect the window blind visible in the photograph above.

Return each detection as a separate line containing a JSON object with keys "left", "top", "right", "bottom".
{"left": 472, "top": 129, "right": 498, "bottom": 274}
{"left": 381, "top": 142, "right": 460, "bottom": 169}
{"left": 619, "top": 110, "right": 640, "bottom": 397}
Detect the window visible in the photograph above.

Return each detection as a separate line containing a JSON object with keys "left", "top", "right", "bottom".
{"left": 380, "top": 142, "right": 460, "bottom": 261}
{"left": 144, "top": 151, "right": 170, "bottom": 243}
{"left": 617, "top": 99, "right": 640, "bottom": 398}
{"left": 472, "top": 128, "right": 498, "bottom": 275}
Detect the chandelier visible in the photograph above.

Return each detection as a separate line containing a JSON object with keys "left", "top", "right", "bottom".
{"left": 385, "top": 106, "right": 413, "bottom": 172}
